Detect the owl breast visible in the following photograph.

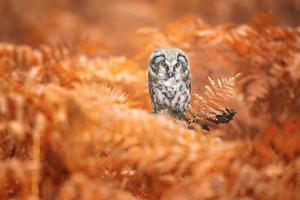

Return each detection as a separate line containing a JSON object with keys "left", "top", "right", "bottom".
{"left": 158, "top": 78, "right": 178, "bottom": 98}
{"left": 153, "top": 77, "right": 190, "bottom": 113}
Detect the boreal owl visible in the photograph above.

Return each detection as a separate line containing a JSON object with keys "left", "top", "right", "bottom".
{"left": 147, "top": 48, "right": 191, "bottom": 119}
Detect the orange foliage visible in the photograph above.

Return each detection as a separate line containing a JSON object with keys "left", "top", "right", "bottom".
{"left": 0, "top": 1, "right": 300, "bottom": 200}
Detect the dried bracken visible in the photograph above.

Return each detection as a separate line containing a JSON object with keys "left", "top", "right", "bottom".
{"left": 1, "top": 2, "right": 300, "bottom": 200}
{"left": 184, "top": 73, "right": 240, "bottom": 130}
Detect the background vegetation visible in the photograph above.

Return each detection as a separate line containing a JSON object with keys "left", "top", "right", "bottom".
{"left": 0, "top": 0, "right": 299, "bottom": 199}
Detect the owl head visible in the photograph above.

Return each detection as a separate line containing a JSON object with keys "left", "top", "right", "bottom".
{"left": 149, "top": 48, "right": 189, "bottom": 80}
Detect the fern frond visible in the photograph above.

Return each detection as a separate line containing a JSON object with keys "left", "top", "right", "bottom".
{"left": 184, "top": 73, "right": 240, "bottom": 130}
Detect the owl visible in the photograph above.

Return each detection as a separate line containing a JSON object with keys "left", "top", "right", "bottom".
{"left": 147, "top": 48, "right": 191, "bottom": 119}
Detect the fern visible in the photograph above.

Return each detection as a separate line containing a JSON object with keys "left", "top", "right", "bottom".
{"left": 1, "top": 10, "right": 300, "bottom": 200}
{"left": 184, "top": 73, "right": 240, "bottom": 130}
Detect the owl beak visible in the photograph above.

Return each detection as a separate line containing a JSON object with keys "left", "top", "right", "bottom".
{"left": 168, "top": 72, "right": 174, "bottom": 78}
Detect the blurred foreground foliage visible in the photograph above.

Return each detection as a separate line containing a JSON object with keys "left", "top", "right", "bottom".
{"left": 0, "top": 5, "right": 300, "bottom": 200}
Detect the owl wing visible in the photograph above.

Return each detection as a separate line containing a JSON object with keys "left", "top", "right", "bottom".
{"left": 186, "top": 73, "right": 191, "bottom": 94}
{"left": 148, "top": 80, "right": 157, "bottom": 113}
{"left": 186, "top": 73, "right": 192, "bottom": 109}
{"left": 187, "top": 79, "right": 191, "bottom": 93}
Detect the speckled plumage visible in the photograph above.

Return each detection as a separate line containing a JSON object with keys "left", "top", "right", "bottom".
{"left": 148, "top": 48, "right": 191, "bottom": 118}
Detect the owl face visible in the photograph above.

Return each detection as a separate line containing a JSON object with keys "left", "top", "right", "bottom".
{"left": 149, "top": 48, "right": 189, "bottom": 80}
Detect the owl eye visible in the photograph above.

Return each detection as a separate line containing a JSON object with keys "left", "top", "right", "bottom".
{"left": 174, "top": 62, "right": 181, "bottom": 68}
{"left": 160, "top": 62, "right": 168, "bottom": 68}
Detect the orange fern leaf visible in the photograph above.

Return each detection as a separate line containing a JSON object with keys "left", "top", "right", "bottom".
{"left": 184, "top": 73, "right": 240, "bottom": 130}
